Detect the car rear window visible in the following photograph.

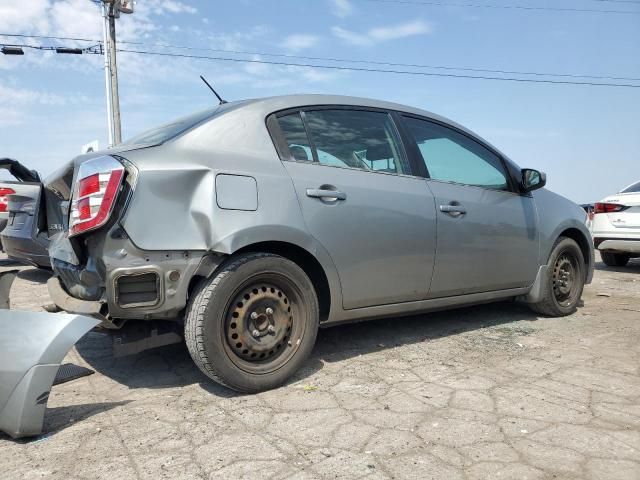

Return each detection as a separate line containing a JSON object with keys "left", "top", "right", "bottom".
{"left": 123, "top": 101, "right": 246, "bottom": 146}
{"left": 621, "top": 181, "right": 640, "bottom": 193}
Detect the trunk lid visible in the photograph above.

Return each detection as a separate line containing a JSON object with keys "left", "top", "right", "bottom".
{"left": 602, "top": 193, "right": 640, "bottom": 229}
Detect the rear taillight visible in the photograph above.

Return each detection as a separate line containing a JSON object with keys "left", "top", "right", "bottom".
{"left": 69, "top": 156, "right": 125, "bottom": 237}
{"left": 594, "top": 202, "right": 628, "bottom": 214}
{"left": 0, "top": 187, "right": 16, "bottom": 213}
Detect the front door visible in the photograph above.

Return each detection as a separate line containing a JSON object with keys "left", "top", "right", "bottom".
{"left": 400, "top": 115, "right": 539, "bottom": 298}
{"left": 272, "top": 108, "right": 437, "bottom": 309}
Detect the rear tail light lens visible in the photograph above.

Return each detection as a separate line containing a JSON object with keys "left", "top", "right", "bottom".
{"left": 69, "top": 156, "right": 124, "bottom": 237}
{"left": 594, "top": 202, "right": 628, "bottom": 214}
{"left": 0, "top": 187, "right": 16, "bottom": 213}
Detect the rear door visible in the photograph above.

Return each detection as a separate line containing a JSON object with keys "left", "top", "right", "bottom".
{"left": 400, "top": 115, "right": 539, "bottom": 298}
{"left": 269, "top": 107, "right": 437, "bottom": 310}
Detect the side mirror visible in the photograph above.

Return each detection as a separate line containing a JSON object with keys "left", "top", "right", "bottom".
{"left": 521, "top": 168, "right": 546, "bottom": 193}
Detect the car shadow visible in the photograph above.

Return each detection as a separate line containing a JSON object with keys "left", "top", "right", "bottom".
{"left": 75, "top": 300, "right": 542, "bottom": 397}
{"left": 16, "top": 267, "right": 52, "bottom": 283}
{"left": 594, "top": 258, "right": 640, "bottom": 274}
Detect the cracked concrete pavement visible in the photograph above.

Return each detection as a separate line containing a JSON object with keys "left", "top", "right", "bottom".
{"left": 1, "top": 253, "right": 639, "bottom": 479}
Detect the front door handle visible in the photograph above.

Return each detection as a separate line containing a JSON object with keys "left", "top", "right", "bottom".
{"left": 306, "top": 188, "right": 347, "bottom": 201}
{"left": 439, "top": 203, "right": 467, "bottom": 217}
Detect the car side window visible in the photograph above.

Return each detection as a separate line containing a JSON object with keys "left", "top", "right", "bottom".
{"left": 403, "top": 116, "right": 509, "bottom": 191}
{"left": 303, "top": 109, "right": 410, "bottom": 175}
{"left": 277, "top": 112, "right": 313, "bottom": 162}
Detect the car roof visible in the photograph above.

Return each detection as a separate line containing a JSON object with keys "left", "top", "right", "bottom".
{"left": 245, "top": 94, "right": 462, "bottom": 130}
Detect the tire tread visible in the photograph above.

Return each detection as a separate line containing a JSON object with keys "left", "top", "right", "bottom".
{"left": 184, "top": 252, "right": 276, "bottom": 390}
{"left": 528, "top": 236, "right": 584, "bottom": 317}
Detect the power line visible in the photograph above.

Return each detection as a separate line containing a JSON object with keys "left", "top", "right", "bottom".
{"left": 114, "top": 47, "right": 640, "bottom": 88}
{"left": 0, "top": 33, "right": 98, "bottom": 43}
{"left": 2, "top": 33, "right": 639, "bottom": 82}
{"left": 361, "top": 0, "right": 640, "bottom": 14}
{"left": 591, "top": 0, "right": 640, "bottom": 4}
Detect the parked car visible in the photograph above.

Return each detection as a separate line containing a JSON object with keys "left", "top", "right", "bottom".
{"left": 0, "top": 158, "right": 51, "bottom": 268}
{"left": 45, "top": 95, "right": 594, "bottom": 392}
{"left": 592, "top": 180, "right": 640, "bottom": 266}
{"left": 0, "top": 159, "right": 50, "bottom": 266}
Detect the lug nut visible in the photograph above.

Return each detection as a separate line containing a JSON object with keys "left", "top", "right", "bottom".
{"left": 266, "top": 307, "right": 274, "bottom": 315}
{"left": 250, "top": 312, "right": 258, "bottom": 320}
{"left": 252, "top": 329, "right": 260, "bottom": 338}
{"left": 268, "top": 325, "right": 276, "bottom": 334}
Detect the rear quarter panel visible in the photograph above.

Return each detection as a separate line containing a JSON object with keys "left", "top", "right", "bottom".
{"left": 118, "top": 103, "right": 344, "bottom": 313}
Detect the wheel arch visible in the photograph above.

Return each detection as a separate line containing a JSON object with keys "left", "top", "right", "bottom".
{"left": 557, "top": 227, "right": 594, "bottom": 284}
{"left": 187, "top": 226, "right": 342, "bottom": 323}
{"left": 233, "top": 241, "right": 333, "bottom": 322}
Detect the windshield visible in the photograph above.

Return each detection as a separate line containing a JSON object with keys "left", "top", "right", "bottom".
{"left": 621, "top": 181, "right": 640, "bottom": 193}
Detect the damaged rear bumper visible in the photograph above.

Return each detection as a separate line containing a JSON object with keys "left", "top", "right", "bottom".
{"left": 0, "top": 311, "right": 99, "bottom": 438}
{"left": 48, "top": 231, "right": 223, "bottom": 322}
{"left": 47, "top": 276, "right": 104, "bottom": 317}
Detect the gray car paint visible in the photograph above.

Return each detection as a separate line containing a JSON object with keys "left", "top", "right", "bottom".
{"left": 46, "top": 94, "right": 593, "bottom": 325}
{"left": 0, "top": 311, "right": 99, "bottom": 438}
{"left": 284, "top": 160, "right": 437, "bottom": 309}
{"left": 1, "top": 187, "right": 51, "bottom": 268}
{"left": 425, "top": 180, "right": 538, "bottom": 297}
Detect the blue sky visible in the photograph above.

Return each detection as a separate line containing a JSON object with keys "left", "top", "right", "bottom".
{"left": 0, "top": 0, "right": 638, "bottom": 203}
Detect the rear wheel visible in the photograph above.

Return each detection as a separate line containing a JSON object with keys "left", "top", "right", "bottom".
{"left": 529, "top": 237, "right": 585, "bottom": 317}
{"left": 601, "top": 252, "right": 630, "bottom": 267}
{"left": 184, "top": 252, "right": 319, "bottom": 393}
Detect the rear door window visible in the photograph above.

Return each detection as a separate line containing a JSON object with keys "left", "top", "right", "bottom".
{"left": 277, "top": 113, "right": 313, "bottom": 162}
{"left": 276, "top": 109, "right": 412, "bottom": 175}
{"left": 303, "top": 109, "right": 410, "bottom": 175}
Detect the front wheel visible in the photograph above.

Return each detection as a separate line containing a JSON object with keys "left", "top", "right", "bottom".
{"left": 601, "top": 252, "right": 630, "bottom": 267}
{"left": 184, "top": 252, "right": 319, "bottom": 393}
{"left": 528, "top": 237, "right": 585, "bottom": 317}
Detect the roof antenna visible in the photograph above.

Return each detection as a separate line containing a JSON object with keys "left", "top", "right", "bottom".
{"left": 200, "top": 75, "right": 227, "bottom": 105}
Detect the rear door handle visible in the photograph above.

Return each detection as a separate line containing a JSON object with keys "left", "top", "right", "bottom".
{"left": 439, "top": 203, "right": 467, "bottom": 217}
{"left": 306, "top": 188, "right": 347, "bottom": 201}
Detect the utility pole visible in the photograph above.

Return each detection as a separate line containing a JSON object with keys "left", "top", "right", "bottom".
{"left": 101, "top": 0, "right": 133, "bottom": 147}
{"left": 101, "top": 2, "right": 114, "bottom": 147}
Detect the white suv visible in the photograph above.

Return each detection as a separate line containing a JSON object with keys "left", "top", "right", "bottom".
{"left": 592, "top": 181, "right": 640, "bottom": 267}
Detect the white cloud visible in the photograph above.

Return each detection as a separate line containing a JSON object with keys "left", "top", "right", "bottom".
{"left": 332, "top": 20, "right": 432, "bottom": 46}
{"left": 0, "top": 81, "right": 92, "bottom": 127}
{"left": 332, "top": 27, "right": 371, "bottom": 46}
{"left": 281, "top": 34, "right": 319, "bottom": 52}
{"left": 49, "top": 0, "right": 102, "bottom": 40}
{"left": 159, "top": 2, "right": 198, "bottom": 15}
{"left": 0, "top": 0, "right": 51, "bottom": 34}
{"left": 0, "top": 83, "right": 68, "bottom": 107}
{"left": 329, "top": 0, "right": 354, "bottom": 18}
{"left": 369, "top": 20, "right": 432, "bottom": 41}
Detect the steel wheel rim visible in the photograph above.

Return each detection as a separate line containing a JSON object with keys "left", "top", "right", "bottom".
{"left": 552, "top": 250, "right": 580, "bottom": 307}
{"left": 221, "top": 273, "right": 305, "bottom": 375}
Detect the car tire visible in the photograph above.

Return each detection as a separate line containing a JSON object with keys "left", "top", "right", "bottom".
{"left": 184, "top": 252, "right": 319, "bottom": 393}
{"left": 528, "top": 237, "right": 585, "bottom": 317}
{"left": 600, "top": 252, "right": 630, "bottom": 267}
